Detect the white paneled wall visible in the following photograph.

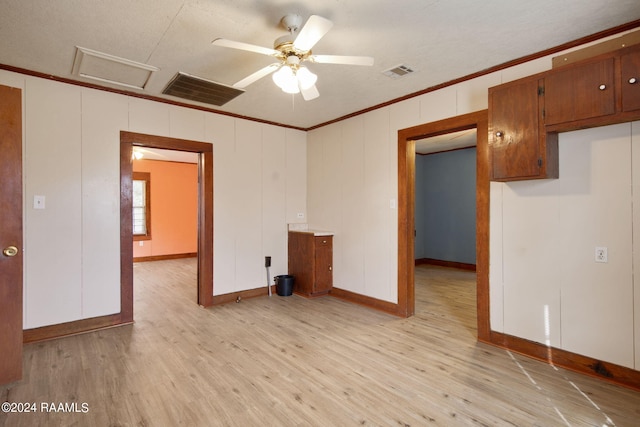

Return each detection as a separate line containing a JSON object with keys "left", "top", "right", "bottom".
{"left": 24, "top": 79, "right": 83, "bottom": 328}
{"left": 209, "top": 113, "right": 237, "bottom": 294}
{"left": 1, "top": 71, "right": 306, "bottom": 329}
{"left": 80, "top": 88, "right": 127, "bottom": 319}
{"left": 339, "top": 117, "right": 366, "bottom": 295}
{"left": 363, "top": 108, "right": 394, "bottom": 301}
{"left": 232, "top": 121, "right": 264, "bottom": 291}
{"left": 502, "top": 179, "right": 563, "bottom": 348}
{"left": 499, "top": 123, "right": 636, "bottom": 368}
{"left": 261, "top": 126, "right": 287, "bottom": 285}
{"left": 558, "top": 125, "right": 633, "bottom": 367}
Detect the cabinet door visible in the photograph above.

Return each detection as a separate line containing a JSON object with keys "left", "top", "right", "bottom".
{"left": 489, "top": 78, "right": 542, "bottom": 180}
{"left": 288, "top": 232, "right": 313, "bottom": 296}
{"left": 545, "top": 58, "right": 615, "bottom": 125}
{"left": 314, "top": 236, "right": 332, "bottom": 293}
{"left": 621, "top": 48, "right": 640, "bottom": 112}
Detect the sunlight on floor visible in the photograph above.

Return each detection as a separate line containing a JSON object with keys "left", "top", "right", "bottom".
{"left": 508, "top": 350, "right": 617, "bottom": 427}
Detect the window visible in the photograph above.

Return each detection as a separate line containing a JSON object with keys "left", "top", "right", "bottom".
{"left": 132, "top": 172, "right": 151, "bottom": 240}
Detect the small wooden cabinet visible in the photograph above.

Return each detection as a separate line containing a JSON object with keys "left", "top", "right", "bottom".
{"left": 489, "top": 76, "right": 558, "bottom": 181}
{"left": 544, "top": 57, "right": 616, "bottom": 125}
{"left": 288, "top": 231, "right": 333, "bottom": 298}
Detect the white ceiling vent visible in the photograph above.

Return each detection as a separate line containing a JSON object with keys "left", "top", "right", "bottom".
{"left": 72, "top": 46, "right": 158, "bottom": 90}
{"left": 382, "top": 64, "right": 415, "bottom": 79}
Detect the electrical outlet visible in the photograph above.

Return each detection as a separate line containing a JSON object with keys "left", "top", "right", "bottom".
{"left": 595, "top": 247, "right": 608, "bottom": 263}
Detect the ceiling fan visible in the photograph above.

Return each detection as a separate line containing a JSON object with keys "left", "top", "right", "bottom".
{"left": 212, "top": 14, "right": 374, "bottom": 100}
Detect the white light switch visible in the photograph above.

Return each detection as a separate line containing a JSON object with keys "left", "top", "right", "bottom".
{"left": 33, "top": 195, "right": 45, "bottom": 209}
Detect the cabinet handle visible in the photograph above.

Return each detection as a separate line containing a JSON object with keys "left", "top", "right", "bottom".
{"left": 630, "top": 77, "right": 637, "bottom": 84}
{"left": 495, "top": 131, "right": 503, "bottom": 137}
{"left": 598, "top": 84, "right": 606, "bottom": 90}
{"left": 329, "top": 266, "right": 332, "bottom": 271}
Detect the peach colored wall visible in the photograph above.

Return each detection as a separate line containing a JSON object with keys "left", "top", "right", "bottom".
{"left": 132, "top": 159, "right": 198, "bottom": 258}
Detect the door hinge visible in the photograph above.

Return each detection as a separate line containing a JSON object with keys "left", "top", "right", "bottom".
{"left": 538, "top": 86, "right": 545, "bottom": 96}
{"left": 538, "top": 158, "right": 543, "bottom": 168}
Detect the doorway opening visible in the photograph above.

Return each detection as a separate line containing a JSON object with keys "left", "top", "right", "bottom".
{"left": 120, "top": 131, "right": 213, "bottom": 323}
{"left": 397, "top": 110, "right": 490, "bottom": 341}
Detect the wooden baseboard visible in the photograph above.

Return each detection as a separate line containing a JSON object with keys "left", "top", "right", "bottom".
{"left": 133, "top": 252, "right": 197, "bottom": 263}
{"left": 329, "top": 287, "right": 403, "bottom": 317}
{"left": 415, "top": 258, "right": 476, "bottom": 271}
{"left": 23, "top": 314, "right": 132, "bottom": 344}
{"left": 483, "top": 331, "right": 640, "bottom": 392}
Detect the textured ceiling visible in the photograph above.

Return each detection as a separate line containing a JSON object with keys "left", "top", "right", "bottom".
{"left": 1, "top": 0, "right": 639, "bottom": 129}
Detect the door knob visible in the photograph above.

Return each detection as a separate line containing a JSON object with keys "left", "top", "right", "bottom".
{"left": 3, "top": 246, "right": 18, "bottom": 257}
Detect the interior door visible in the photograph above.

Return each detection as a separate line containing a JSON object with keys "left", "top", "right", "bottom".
{"left": 0, "top": 84, "right": 23, "bottom": 385}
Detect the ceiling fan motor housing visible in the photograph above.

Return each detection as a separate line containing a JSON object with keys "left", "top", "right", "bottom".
{"left": 280, "top": 14, "right": 303, "bottom": 33}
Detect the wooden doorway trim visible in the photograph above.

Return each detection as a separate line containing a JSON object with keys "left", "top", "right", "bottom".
{"left": 120, "top": 131, "right": 214, "bottom": 313}
{"left": 397, "top": 110, "right": 490, "bottom": 340}
{"left": 22, "top": 131, "right": 214, "bottom": 344}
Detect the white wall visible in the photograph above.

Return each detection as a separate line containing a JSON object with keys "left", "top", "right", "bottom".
{"left": 0, "top": 70, "right": 306, "bottom": 329}
{"left": 306, "top": 32, "right": 640, "bottom": 369}
{"left": 498, "top": 123, "right": 636, "bottom": 368}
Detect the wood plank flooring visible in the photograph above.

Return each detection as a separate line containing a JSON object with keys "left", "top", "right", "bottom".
{"left": 2, "top": 260, "right": 640, "bottom": 426}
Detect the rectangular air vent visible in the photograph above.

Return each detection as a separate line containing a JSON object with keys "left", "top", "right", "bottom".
{"left": 72, "top": 46, "right": 158, "bottom": 90}
{"left": 162, "top": 72, "right": 244, "bottom": 106}
{"left": 382, "top": 64, "right": 415, "bottom": 79}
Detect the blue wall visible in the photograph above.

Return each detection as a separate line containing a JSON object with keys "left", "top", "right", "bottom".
{"left": 415, "top": 148, "right": 476, "bottom": 264}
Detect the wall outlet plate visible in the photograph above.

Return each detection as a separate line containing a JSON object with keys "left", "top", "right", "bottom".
{"left": 595, "top": 246, "right": 608, "bottom": 263}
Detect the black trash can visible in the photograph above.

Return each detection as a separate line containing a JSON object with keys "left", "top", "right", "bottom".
{"left": 275, "top": 275, "right": 294, "bottom": 296}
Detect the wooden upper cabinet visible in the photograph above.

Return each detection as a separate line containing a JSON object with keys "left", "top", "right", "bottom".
{"left": 489, "top": 77, "right": 558, "bottom": 181}
{"left": 545, "top": 57, "right": 616, "bottom": 125}
{"left": 488, "top": 44, "right": 640, "bottom": 182}
{"left": 621, "top": 47, "right": 640, "bottom": 112}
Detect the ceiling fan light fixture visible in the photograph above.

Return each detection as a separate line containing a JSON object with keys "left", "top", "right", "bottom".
{"left": 297, "top": 66, "right": 317, "bottom": 90}
{"left": 273, "top": 66, "right": 299, "bottom": 93}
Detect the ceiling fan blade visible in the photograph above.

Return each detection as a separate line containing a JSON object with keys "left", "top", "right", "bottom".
{"left": 233, "top": 63, "right": 280, "bottom": 88}
{"left": 301, "top": 84, "right": 319, "bottom": 101}
{"left": 212, "top": 38, "right": 279, "bottom": 57}
{"left": 310, "top": 54, "right": 374, "bottom": 66}
{"left": 293, "top": 15, "right": 333, "bottom": 52}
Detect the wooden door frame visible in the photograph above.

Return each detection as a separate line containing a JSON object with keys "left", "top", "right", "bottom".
{"left": 120, "top": 131, "right": 214, "bottom": 313}
{"left": 397, "top": 110, "right": 490, "bottom": 341}
{"left": 23, "top": 131, "right": 214, "bottom": 343}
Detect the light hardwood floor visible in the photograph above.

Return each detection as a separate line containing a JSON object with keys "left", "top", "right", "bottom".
{"left": 2, "top": 260, "right": 640, "bottom": 426}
